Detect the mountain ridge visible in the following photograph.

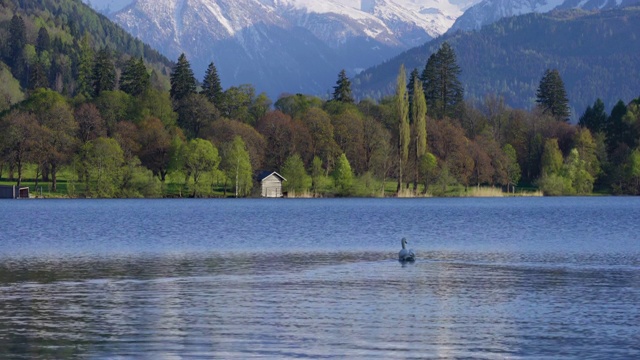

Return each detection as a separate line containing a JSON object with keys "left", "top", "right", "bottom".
{"left": 353, "top": 7, "right": 640, "bottom": 116}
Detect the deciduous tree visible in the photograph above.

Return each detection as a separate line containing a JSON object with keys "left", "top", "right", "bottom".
{"left": 281, "top": 153, "right": 311, "bottom": 196}
{"left": 396, "top": 64, "right": 410, "bottom": 193}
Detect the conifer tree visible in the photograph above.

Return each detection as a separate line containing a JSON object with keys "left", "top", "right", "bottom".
{"left": 421, "top": 42, "right": 463, "bottom": 119}
{"left": 36, "top": 27, "right": 51, "bottom": 55}
{"left": 92, "top": 47, "right": 116, "bottom": 97}
{"left": 7, "top": 15, "right": 26, "bottom": 66}
{"left": 332, "top": 69, "right": 354, "bottom": 103}
{"left": 396, "top": 64, "right": 410, "bottom": 193}
{"left": 536, "top": 69, "right": 570, "bottom": 121}
{"left": 170, "top": 53, "right": 197, "bottom": 102}
{"left": 579, "top": 98, "right": 607, "bottom": 134}
{"left": 201, "top": 62, "right": 223, "bottom": 108}
{"left": 120, "top": 57, "right": 150, "bottom": 96}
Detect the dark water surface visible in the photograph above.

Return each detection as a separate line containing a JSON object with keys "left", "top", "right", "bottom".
{"left": 1, "top": 198, "right": 639, "bottom": 359}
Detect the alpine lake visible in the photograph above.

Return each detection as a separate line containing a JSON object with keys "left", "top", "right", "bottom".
{"left": 1, "top": 197, "right": 639, "bottom": 359}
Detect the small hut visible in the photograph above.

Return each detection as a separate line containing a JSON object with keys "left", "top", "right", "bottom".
{"left": 0, "top": 185, "right": 30, "bottom": 199}
{"left": 258, "top": 171, "right": 287, "bottom": 198}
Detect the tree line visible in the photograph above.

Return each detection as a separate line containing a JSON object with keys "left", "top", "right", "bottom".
{"left": 2, "top": 3, "right": 640, "bottom": 197}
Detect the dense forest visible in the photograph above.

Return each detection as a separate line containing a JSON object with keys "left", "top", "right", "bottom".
{"left": 354, "top": 7, "right": 640, "bottom": 118}
{"left": 1, "top": 0, "right": 640, "bottom": 198}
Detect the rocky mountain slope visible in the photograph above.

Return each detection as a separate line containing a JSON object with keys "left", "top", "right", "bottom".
{"left": 85, "top": 0, "right": 480, "bottom": 99}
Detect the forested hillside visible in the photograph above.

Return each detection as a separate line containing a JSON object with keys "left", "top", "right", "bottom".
{"left": 353, "top": 7, "right": 640, "bottom": 116}
{"left": 0, "top": 0, "right": 172, "bottom": 109}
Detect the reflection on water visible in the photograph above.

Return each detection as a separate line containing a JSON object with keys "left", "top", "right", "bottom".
{"left": 1, "top": 251, "right": 639, "bottom": 359}
{"left": 1, "top": 198, "right": 640, "bottom": 358}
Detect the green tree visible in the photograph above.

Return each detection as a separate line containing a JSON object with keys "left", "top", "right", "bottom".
{"left": 281, "top": 153, "right": 311, "bottom": 196}
{"left": 92, "top": 47, "right": 116, "bottom": 97}
{"left": 411, "top": 76, "right": 427, "bottom": 190}
{"left": 605, "top": 100, "right": 631, "bottom": 154}
{"left": 221, "top": 136, "right": 253, "bottom": 197}
{"left": 396, "top": 64, "right": 410, "bottom": 193}
{"left": 201, "top": 62, "right": 223, "bottom": 108}
{"left": 332, "top": 69, "right": 354, "bottom": 103}
{"left": 76, "top": 33, "right": 94, "bottom": 98}
{"left": 536, "top": 69, "right": 570, "bottom": 121}
{"left": 332, "top": 153, "right": 353, "bottom": 196}
{"left": 579, "top": 98, "right": 607, "bottom": 134}
{"left": 120, "top": 57, "right": 150, "bottom": 97}
{"left": 182, "top": 138, "right": 220, "bottom": 197}
{"left": 170, "top": 53, "right": 196, "bottom": 103}
{"left": 23, "top": 89, "right": 78, "bottom": 191}
{"left": 176, "top": 93, "right": 219, "bottom": 139}
{"left": 627, "top": 149, "right": 640, "bottom": 194}
{"left": 540, "top": 138, "right": 563, "bottom": 176}
{"left": 420, "top": 152, "right": 438, "bottom": 194}
{"left": 82, "top": 137, "right": 124, "bottom": 198}
{"left": 503, "top": 144, "right": 521, "bottom": 193}
{"left": 36, "top": 27, "right": 51, "bottom": 55}
{"left": 421, "top": 42, "right": 464, "bottom": 119}
{"left": 7, "top": 15, "right": 26, "bottom": 67}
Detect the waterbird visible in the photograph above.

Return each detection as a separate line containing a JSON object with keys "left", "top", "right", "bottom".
{"left": 398, "top": 238, "right": 415, "bottom": 262}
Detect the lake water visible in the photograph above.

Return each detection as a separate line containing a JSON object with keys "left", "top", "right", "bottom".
{"left": 1, "top": 197, "right": 639, "bottom": 359}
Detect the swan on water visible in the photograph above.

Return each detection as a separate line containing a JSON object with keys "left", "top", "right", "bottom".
{"left": 398, "top": 238, "right": 415, "bottom": 262}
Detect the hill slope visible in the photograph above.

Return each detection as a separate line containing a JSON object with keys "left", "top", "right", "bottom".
{"left": 0, "top": 0, "right": 173, "bottom": 101}
{"left": 353, "top": 7, "right": 640, "bottom": 116}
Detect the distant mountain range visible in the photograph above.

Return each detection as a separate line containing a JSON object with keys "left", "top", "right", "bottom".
{"left": 83, "top": 0, "right": 639, "bottom": 109}
{"left": 84, "top": 0, "right": 481, "bottom": 99}
{"left": 353, "top": 6, "right": 640, "bottom": 116}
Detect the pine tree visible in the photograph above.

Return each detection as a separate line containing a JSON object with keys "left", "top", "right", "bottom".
{"left": 536, "top": 69, "right": 570, "bottom": 121}
{"left": 201, "top": 62, "right": 223, "bottom": 108}
{"left": 170, "top": 53, "right": 197, "bottom": 102}
{"left": 396, "top": 64, "right": 410, "bottom": 193}
{"left": 120, "top": 57, "right": 150, "bottom": 96}
{"left": 36, "top": 27, "right": 51, "bottom": 55}
{"left": 579, "top": 98, "right": 607, "bottom": 134}
{"left": 92, "top": 47, "right": 116, "bottom": 97}
{"left": 421, "top": 42, "right": 463, "bottom": 120}
{"left": 29, "top": 61, "right": 49, "bottom": 90}
{"left": 332, "top": 69, "right": 354, "bottom": 103}
{"left": 7, "top": 15, "right": 26, "bottom": 66}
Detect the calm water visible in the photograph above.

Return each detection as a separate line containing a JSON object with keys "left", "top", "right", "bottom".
{"left": 1, "top": 197, "right": 639, "bottom": 359}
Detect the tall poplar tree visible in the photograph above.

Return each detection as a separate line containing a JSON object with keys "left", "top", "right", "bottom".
{"left": 536, "top": 69, "right": 570, "bottom": 121}
{"left": 201, "top": 62, "right": 223, "bottom": 108}
{"left": 332, "top": 69, "right": 354, "bottom": 104}
{"left": 170, "top": 53, "right": 197, "bottom": 103}
{"left": 411, "top": 77, "right": 427, "bottom": 190}
{"left": 396, "top": 64, "right": 410, "bottom": 193}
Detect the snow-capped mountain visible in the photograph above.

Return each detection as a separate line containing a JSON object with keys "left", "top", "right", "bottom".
{"left": 448, "top": 0, "right": 638, "bottom": 32}
{"left": 83, "top": 0, "right": 481, "bottom": 99}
